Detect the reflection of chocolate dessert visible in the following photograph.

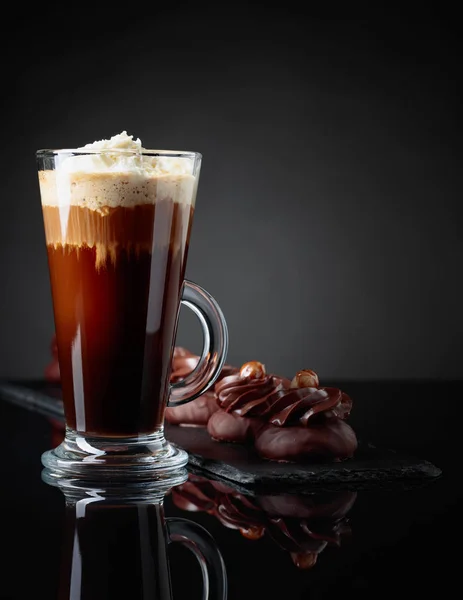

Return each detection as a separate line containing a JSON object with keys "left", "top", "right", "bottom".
{"left": 171, "top": 474, "right": 356, "bottom": 569}
{"left": 45, "top": 341, "right": 358, "bottom": 462}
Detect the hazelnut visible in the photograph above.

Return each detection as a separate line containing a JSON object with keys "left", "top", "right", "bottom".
{"left": 291, "top": 552, "right": 318, "bottom": 569}
{"left": 239, "top": 526, "right": 265, "bottom": 540}
{"left": 290, "top": 369, "right": 319, "bottom": 389}
{"left": 240, "top": 361, "right": 266, "bottom": 379}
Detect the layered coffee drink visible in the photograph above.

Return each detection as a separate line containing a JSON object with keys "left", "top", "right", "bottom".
{"left": 38, "top": 132, "right": 198, "bottom": 437}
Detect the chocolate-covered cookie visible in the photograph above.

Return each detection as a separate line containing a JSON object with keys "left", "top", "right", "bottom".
{"left": 208, "top": 363, "right": 358, "bottom": 462}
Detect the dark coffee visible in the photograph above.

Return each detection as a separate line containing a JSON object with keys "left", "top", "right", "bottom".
{"left": 40, "top": 169, "right": 195, "bottom": 437}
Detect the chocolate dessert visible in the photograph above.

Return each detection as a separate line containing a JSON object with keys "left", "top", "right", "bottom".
{"left": 171, "top": 473, "right": 356, "bottom": 569}
{"left": 207, "top": 361, "right": 358, "bottom": 462}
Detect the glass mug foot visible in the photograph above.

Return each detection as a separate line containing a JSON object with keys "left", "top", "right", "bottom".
{"left": 41, "top": 429, "right": 189, "bottom": 481}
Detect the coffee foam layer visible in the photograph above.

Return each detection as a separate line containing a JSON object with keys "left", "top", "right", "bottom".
{"left": 39, "top": 170, "right": 197, "bottom": 212}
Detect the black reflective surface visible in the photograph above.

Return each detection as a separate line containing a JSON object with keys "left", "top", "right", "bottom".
{"left": 0, "top": 380, "right": 460, "bottom": 599}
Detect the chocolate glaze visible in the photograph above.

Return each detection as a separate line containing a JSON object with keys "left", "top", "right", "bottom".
{"left": 217, "top": 375, "right": 352, "bottom": 426}
{"left": 216, "top": 372, "right": 290, "bottom": 413}
{"left": 207, "top": 410, "right": 261, "bottom": 443}
{"left": 210, "top": 364, "right": 358, "bottom": 461}
{"left": 255, "top": 418, "right": 358, "bottom": 462}
{"left": 207, "top": 409, "right": 358, "bottom": 461}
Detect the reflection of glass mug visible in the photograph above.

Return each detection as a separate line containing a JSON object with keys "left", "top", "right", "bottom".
{"left": 42, "top": 469, "right": 227, "bottom": 600}
{"left": 36, "top": 133, "right": 228, "bottom": 478}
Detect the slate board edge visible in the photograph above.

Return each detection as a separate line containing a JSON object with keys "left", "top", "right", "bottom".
{"left": 185, "top": 460, "right": 442, "bottom": 494}
{"left": 185, "top": 448, "right": 442, "bottom": 491}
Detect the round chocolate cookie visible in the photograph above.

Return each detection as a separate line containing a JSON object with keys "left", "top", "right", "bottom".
{"left": 254, "top": 418, "right": 358, "bottom": 462}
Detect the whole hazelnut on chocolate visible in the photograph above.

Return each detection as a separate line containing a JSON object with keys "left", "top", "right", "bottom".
{"left": 290, "top": 369, "right": 320, "bottom": 389}
{"left": 240, "top": 361, "right": 266, "bottom": 379}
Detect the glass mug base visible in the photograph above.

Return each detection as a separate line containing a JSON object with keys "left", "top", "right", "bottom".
{"left": 41, "top": 428, "right": 189, "bottom": 481}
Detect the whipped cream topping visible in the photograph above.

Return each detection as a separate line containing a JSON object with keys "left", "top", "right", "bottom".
{"left": 39, "top": 131, "right": 199, "bottom": 210}
{"left": 79, "top": 131, "right": 144, "bottom": 152}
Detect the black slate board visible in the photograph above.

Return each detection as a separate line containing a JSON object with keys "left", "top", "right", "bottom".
{"left": 165, "top": 423, "right": 441, "bottom": 492}
{"left": 0, "top": 379, "right": 442, "bottom": 491}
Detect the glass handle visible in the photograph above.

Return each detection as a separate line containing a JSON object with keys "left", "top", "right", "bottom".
{"left": 168, "top": 280, "right": 228, "bottom": 407}
{"left": 167, "top": 517, "right": 228, "bottom": 600}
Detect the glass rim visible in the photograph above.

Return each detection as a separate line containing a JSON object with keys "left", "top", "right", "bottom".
{"left": 36, "top": 148, "right": 202, "bottom": 160}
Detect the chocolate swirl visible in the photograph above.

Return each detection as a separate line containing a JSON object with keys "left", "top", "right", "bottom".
{"left": 216, "top": 372, "right": 352, "bottom": 427}
{"left": 216, "top": 372, "right": 289, "bottom": 411}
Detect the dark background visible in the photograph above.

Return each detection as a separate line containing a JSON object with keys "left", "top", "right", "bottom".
{"left": 0, "top": 5, "right": 461, "bottom": 381}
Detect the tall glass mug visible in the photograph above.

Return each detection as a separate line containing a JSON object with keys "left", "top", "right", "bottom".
{"left": 36, "top": 133, "right": 228, "bottom": 479}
